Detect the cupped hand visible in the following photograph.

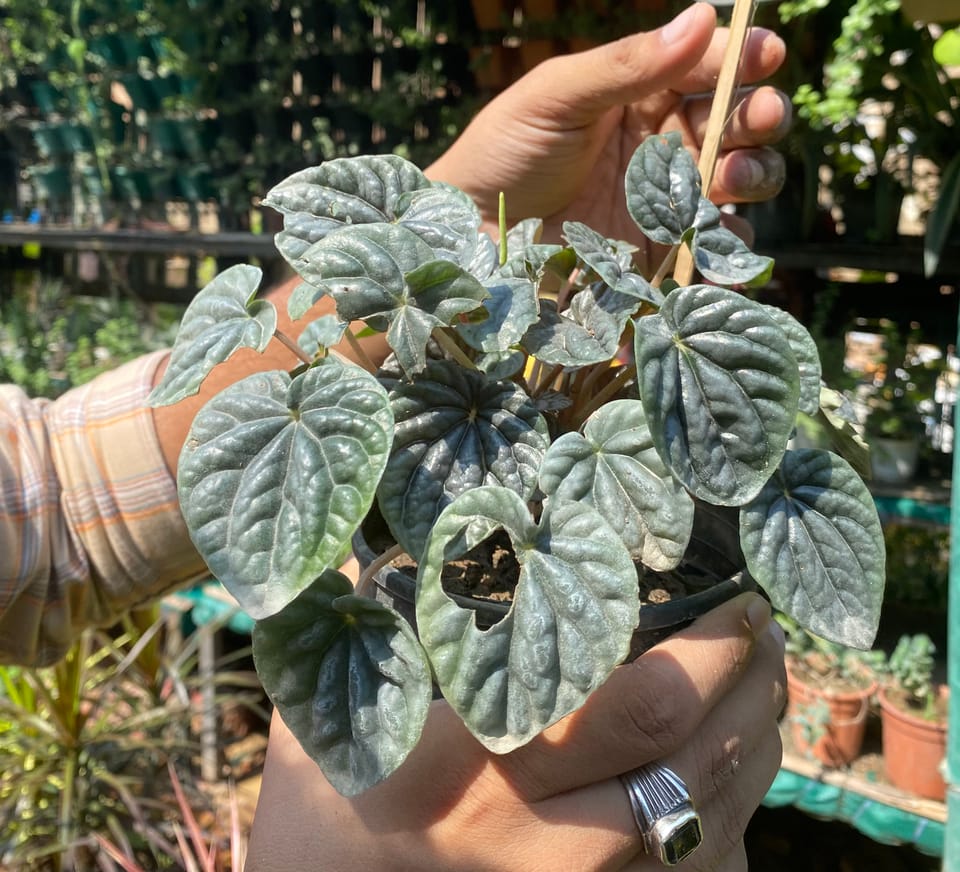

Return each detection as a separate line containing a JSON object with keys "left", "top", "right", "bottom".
{"left": 426, "top": 2, "right": 790, "bottom": 253}
{"left": 246, "top": 592, "right": 786, "bottom": 871}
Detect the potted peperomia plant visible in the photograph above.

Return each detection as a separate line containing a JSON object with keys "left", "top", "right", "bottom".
{"left": 149, "top": 132, "right": 887, "bottom": 796}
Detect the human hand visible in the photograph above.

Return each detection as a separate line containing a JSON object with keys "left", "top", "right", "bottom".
{"left": 426, "top": 2, "right": 790, "bottom": 258}
{"left": 245, "top": 592, "right": 786, "bottom": 871}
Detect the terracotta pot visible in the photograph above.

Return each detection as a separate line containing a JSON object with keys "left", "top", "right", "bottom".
{"left": 878, "top": 684, "right": 948, "bottom": 801}
{"left": 785, "top": 665, "right": 877, "bottom": 767}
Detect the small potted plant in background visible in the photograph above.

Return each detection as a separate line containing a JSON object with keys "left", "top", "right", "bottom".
{"left": 776, "top": 612, "right": 884, "bottom": 768}
{"left": 854, "top": 319, "right": 941, "bottom": 484}
{"left": 878, "top": 632, "right": 949, "bottom": 801}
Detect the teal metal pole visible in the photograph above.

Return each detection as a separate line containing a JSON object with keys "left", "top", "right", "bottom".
{"left": 945, "top": 307, "right": 960, "bottom": 872}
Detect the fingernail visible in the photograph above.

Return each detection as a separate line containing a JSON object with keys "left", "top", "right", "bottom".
{"left": 745, "top": 594, "right": 772, "bottom": 638}
{"left": 661, "top": 4, "right": 703, "bottom": 46}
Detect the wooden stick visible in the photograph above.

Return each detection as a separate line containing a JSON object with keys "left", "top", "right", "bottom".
{"left": 674, "top": 0, "right": 757, "bottom": 287}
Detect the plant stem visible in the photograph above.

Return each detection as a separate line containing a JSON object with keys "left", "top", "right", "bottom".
{"left": 344, "top": 329, "right": 379, "bottom": 373}
{"left": 574, "top": 365, "right": 636, "bottom": 425}
{"left": 433, "top": 328, "right": 477, "bottom": 369}
{"left": 273, "top": 328, "right": 314, "bottom": 366}
{"left": 531, "top": 364, "right": 564, "bottom": 397}
{"left": 356, "top": 544, "right": 406, "bottom": 599}
{"left": 499, "top": 191, "right": 508, "bottom": 266}
{"left": 674, "top": 0, "right": 758, "bottom": 286}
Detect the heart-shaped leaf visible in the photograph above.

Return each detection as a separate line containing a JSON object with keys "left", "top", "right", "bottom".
{"left": 287, "top": 223, "right": 487, "bottom": 375}
{"left": 178, "top": 358, "right": 394, "bottom": 618}
{"left": 540, "top": 399, "right": 693, "bottom": 569}
{"left": 523, "top": 297, "right": 622, "bottom": 368}
{"left": 378, "top": 359, "right": 549, "bottom": 561}
{"left": 298, "top": 314, "right": 349, "bottom": 353}
{"left": 148, "top": 264, "right": 274, "bottom": 406}
{"left": 634, "top": 284, "right": 800, "bottom": 505}
{"left": 691, "top": 200, "right": 773, "bottom": 286}
{"left": 624, "top": 132, "right": 701, "bottom": 245}
{"left": 761, "top": 304, "right": 822, "bottom": 416}
{"left": 740, "top": 448, "right": 885, "bottom": 648}
{"left": 416, "top": 487, "right": 639, "bottom": 752}
{"left": 457, "top": 277, "right": 539, "bottom": 353}
{"left": 396, "top": 183, "right": 483, "bottom": 268}
{"left": 253, "top": 570, "right": 431, "bottom": 796}
{"left": 265, "top": 155, "right": 432, "bottom": 256}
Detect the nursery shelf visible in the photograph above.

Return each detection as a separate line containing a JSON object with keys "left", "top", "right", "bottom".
{"left": 765, "top": 749, "right": 946, "bottom": 858}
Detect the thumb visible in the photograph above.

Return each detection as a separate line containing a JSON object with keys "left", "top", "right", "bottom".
{"left": 522, "top": 2, "right": 718, "bottom": 125}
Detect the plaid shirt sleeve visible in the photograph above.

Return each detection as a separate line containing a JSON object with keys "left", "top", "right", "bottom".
{"left": 0, "top": 350, "right": 207, "bottom": 666}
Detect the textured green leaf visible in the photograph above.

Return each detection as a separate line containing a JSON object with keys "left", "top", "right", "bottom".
{"left": 265, "top": 155, "right": 431, "bottom": 258}
{"left": 298, "top": 314, "right": 348, "bottom": 353}
{"left": 624, "top": 132, "right": 701, "bottom": 245}
{"left": 378, "top": 359, "right": 549, "bottom": 561}
{"left": 416, "top": 487, "right": 639, "bottom": 752}
{"left": 634, "top": 284, "right": 800, "bottom": 504}
{"left": 761, "top": 305, "right": 822, "bottom": 416}
{"left": 540, "top": 399, "right": 694, "bottom": 569}
{"left": 397, "top": 183, "right": 484, "bottom": 268}
{"left": 253, "top": 570, "right": 431, "bottom": 796}
{"left": 148, "top": 264, "right": 274, "bottom": 406}
{"left": 740, "top": 448, "right": 885, "bottom": 648}
{"left": 457, "top": 277, "right": 539, "bottom": 353}
{"left": 523, "top": 297, "right": 622, "bottom": 368}
{"left": 287, "top": 224, "right": 486, "bottom": 374}
{"left": 178, "top": 359, "right": 394, "bottom": 618}
{"left": 691, "top": 200, "right": 773, "bottom": 286}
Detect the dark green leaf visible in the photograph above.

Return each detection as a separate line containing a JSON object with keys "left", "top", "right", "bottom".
{"left": 416, "top": 487, "right": 639, "bottom": 752}
{"left": 253, "top": 571, "right": 431, "bottom": 796}
{"left": 298, "top": 314, "right": 348, "bottom": 353}
{"left": 178, "top": 359, "right": 393, "bottom": 618}
{"left": 523, "top": 297, "right": 622, "bottom": 368}
{"left": 740, "top": 449, "right": 885, "bottom": 648}
{"left": 624, "top": 132, "right": 701, "bottom": 245}
{"left": 691, "top": 200, "right": 773, "bottom": 286}
{"left": 634, "top": 285, "right": 800, "bottom": 504}
{"left": 148, "top": 264, "right": 274, "bottom": 406}
{"left": 761, "top": 305, "right": 822, "bottom": 416}
{"left": 540, "top": 399, "right": 694, "bottom": 569}
{"left": 378, "top": 359, "right": 549, "bottom": 561}
{"left": 457, "top": 277, "right": 540, "bottom": 353}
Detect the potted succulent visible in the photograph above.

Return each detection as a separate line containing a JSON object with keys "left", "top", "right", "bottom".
{"left": 878, "top": 633, "right": 949, "bottom": 801}
{"left": 776, "top": 613, "right": 884, "bottom": 768}
{"left": 149, "top": 131, "right": 887, "bottom": 797}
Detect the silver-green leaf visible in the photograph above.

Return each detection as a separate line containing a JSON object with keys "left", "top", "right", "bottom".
{"left": 416, "top": 487, "right": 639, "bottom": 752}
{"left": 634, "top": 284, "right": 800, "bottom": 505}
{"left": 539, "top": 399, "right": 694, "bottom": 570}
{"left": 624, "top": 132, "right": 701, "bottom": 246}
{"left": 740, "top": 448, "right": 885, "bottom": 649}
{"left": 253, "top": 570, "right": 431, "bottom": 796}
{"left": 178, "top": 359, "right": 394, "bottom": 618}
{"left": 761, "top": 304, "right": 822, "bottom": 416}
{"left": 148, "top": 264, "right": 274, "bottom": 406}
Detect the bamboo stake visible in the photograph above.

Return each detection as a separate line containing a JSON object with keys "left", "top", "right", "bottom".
{"left": 674, "top": 0, "right": 758, "bottom": 287}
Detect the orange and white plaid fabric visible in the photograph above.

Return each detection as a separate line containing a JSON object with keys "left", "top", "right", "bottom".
{"left": 0, "top": 350, "right": 206, "bottom": 666}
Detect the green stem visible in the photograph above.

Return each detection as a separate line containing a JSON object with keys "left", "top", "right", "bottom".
{"left": 498, "top": 192, "right": 508, "bottom": 266}
{"left": 432, "top": 328, "right": 477, "bottom": 370}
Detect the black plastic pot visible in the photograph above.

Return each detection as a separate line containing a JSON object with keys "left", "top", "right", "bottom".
{"left": 354, "top": 502, "right": 756, "bottom": 662}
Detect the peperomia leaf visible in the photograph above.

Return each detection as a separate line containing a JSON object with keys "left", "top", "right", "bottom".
{"left": 253, "top": 570, "right": 431, "bottom": 796}
{"left": 761, "top": 304, "right": 822, "bottom": 416}
{"left": 634, "top": 284, "right": 800, "bottom": 505}
{"left": 393, "top": 183, "right": 484, "bottom": 268}
{"left": 378, "top": 359, "right": 549, "bottom": 561}
{"left": 178, "top": 359, "right": 394, "bottom": 619}
{"left": 690, "top": 199, "right": 773, "bottom": 286}
{"left": 285, "top": 223, "right": 488, "bottom": 375}
{"left": 739, "top": 448, "right": 885, "bottom": 649}
{"left": 298, "top": 314, "right": 348, "bottom": 353}
{"left": 148, "top": 264, "right": 274, "bottom": 406}
{"left": 456, "top": 277, "right": 539, "bottom": 353}
{"left": 523, "top": 297, "right": 622, "bottom": 368}
{"left": 264, "top": 155, "right": 432, "bottom": 259}
{"left": 624, "top": 132, "right": 701, "bottom": 245}
{"left": 416, "top": 487, "right": 639, "bottom": 753}
{"left": 539, "top": 399, "right": 694, "bottom": 570}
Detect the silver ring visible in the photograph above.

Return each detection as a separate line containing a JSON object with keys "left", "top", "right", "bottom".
{"left": 619, "top": 763, "right": 703, "bottom": 866}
